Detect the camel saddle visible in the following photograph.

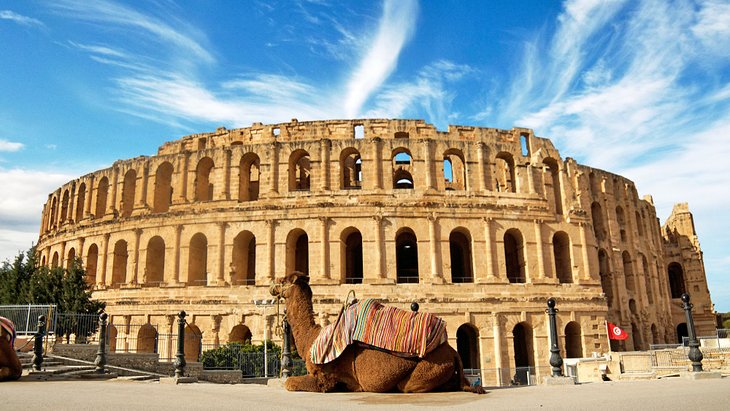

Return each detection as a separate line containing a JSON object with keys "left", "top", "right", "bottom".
{"left": 310, "top": 299, "right": 447, "bottom": 364}
{"left": 0, "top": 317, "right": 15, "bottom": 346}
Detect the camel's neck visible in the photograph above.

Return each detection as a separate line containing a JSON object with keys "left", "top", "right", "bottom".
{"left": 285, "top": 284, "right": 322, "bottom": 359}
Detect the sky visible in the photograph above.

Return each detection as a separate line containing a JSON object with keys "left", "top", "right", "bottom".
{"left": 0, "top": 0, "right": 728, "bottom": 311}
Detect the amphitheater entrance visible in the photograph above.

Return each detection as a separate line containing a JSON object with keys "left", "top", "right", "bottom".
{"left": 668, "top": 262, "right": 686, "bottom": 299}
{"left": 286, "top": 230, "right": 309, "bottom": 276}
{"left": 229, "top": 324, "right": 252, "bottom": 344}
{"left": 112, "top": 240, "right": 128, "bottom": 287}
{"left": 512, "top": 322, "right": 534, "bottom": 385}
{"left": 564, "top": 321, "right": 583, "bottom": 358}
{"left": 136, "top": 324, "right": 157, "bottom": 353}
{"left": 86, "top": 244, "right": 98, "bottom": 285}
{"left": 449, "top": 230, "right": 473, "bottom": 283}
{"left": 184, "top": 324, "right": 202, "bottom": 362}
{"left": 232, "top": 231, "right": 256, "bottom": 285}
{"left": 145, "top": 236, "right": 165, "bottom": 285}
{"left": 395, "top": 229, "right": 419, "bottom": 283}
{"left": 504, "top": 229, "right": 525, "bottom": 283}
{"left": 188, "top": 233, "right": 208, "bottom": 286}
{"left": 342, "top": 229, "right": 363, "bottom": 284}
{"left": 456, "top": 324, "right": 480, "bottom": 371}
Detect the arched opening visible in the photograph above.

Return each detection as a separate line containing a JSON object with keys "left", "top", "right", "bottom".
{"left": 112, "top": 240, "right": 128, "bottom": 287}
{"left": 622, "top": 251, "right": 635, "bottom": 293}
{"left": 495, "top": 152, "right": 516, "bottom": 193}
{"left": 188, "top": 233, "right": 208, "bottom": 285}
{"left": 48, "top": 197, "right": 57, "bottom": 230}
{"left": 145, "top": 236, "right": 165, "bottom": 285}
{"left": 342, "top": 229, "right": 363, "bottom": 284}
{"left": 598, "top": 249, "right": 613, "bottom": 306}
{"left": 184, "top": 324, "right": 202, "bottom": 362}
{"left": 41, "top": 255, "right": 46, "bottom": 266}
{"left": 651, "top": 324, "right": 659, "bottom": 345}
{"left": 75, "top": 183, "right": 86, "bottom": 222}
{"left": 565, "top": 322, "right": 583, "bottom": 358}
{"left": 520, "top": 134, "right": 530, "bottom": 156}
{"left": 239, "top": 153, "right": 260, "bottom": 201}
{"left": 340, "top": 148, "right": 362, "bottom": 189}
{"left": 392, "top": 150, "right": 414, "bottom": 189}
{"left": 443, "top": 149, "right": 466, "bottom": 191}
{"left": 616, "top": 206, "right": 627, "bottom": 242}
{"left": 629, "top": 299, "right": 638, "bottom": 316}
{"left": 553, "top": 231, "right": 572, "bottom": 283}
{"left": 137, "top": 324, "right": 157, "bottom": 353}
{"left": 449, "top": 230, "right": 473, "bottom": 283}
{"left": 153, "top": 162, "right": 173, "bottom": 213}
{"left": 641, "top": 254, "right": 653, "bottom": 304}
{"left": 289, "top": 150, "right": 311, "bottom": 191}
{"left": 543, "top": 158, "right": 563, "bottom": 215}
{"left": 631, "top": 322, "right": 643, "bottom": 351}
{"left": 229, "top": 324, "right": 252, "bottom": 344}
{"left": 667, "top": 262, "right": 686, "bottom": 299}
{"left": 95, "top": 177, "right": 109, "bottom": 218}
{"left": 504, "top": 229, "right": 525, "bottom": 283}
{"left": 676, "top": 323, "right": 688, "bottom": 344}
{"left": 67, "top": 248, "right": 76, "bottom": 268}
{"left": 232, "top": 231, "right": 256, "bottom": 285}
{"left": 456, "top": 324, "right": 480, "bottom": 370}
{"left": 60, "top": 190, "right": 70, "bottom": 223}
{"left": 194, "top": 157, "right": 215, "bottom": 201}
{"left": 286, "top": 230, "right": 309, "bottom": 276}
{"left": 51, "top": 252, "right": 59, "bottom": 268}
{"left": 121, "top": 169, "right": 136, "bottom": 217}
{"left": 396, "top": 229, "right": 419, "bottom": 283}
{"left": 635, "top": 211, "right": 644, "bottom": 237}
{"left": 354, "top": 124, "right": 364, "bottom": 139}
{"left": 86, "top": 244, "right": 98, "bottom": 285}
{"left": 512, "top": 322, "right": 534, "bottom": 385}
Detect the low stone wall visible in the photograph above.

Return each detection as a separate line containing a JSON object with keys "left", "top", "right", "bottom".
{"left": 199, "top": 370, "right": 243, "bottom": 384}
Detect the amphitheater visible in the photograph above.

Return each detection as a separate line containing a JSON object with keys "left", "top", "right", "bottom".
{"left": 36, "top": 118, "right": 716, "bottom": 384}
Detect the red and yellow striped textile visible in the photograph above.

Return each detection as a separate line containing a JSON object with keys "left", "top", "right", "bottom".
{"left": 310, "top": 299, "right": 447, "bottom": 364}
{"left": 0, "top": 316, "right": 16, "bottom": 346}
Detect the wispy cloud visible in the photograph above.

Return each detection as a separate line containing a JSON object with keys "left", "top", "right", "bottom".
{"left": 0, "top": 139, "right": 24, "bottom": 152}
{"left": 0, "top": 10, "right": 44, "bottom": 27}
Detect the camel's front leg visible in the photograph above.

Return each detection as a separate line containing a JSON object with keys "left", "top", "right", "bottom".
{"left": 284, "top": 375, "right": 320, "bottom": 392}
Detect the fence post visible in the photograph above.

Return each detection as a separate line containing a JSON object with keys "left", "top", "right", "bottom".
{"left": 681, "top": 293, "right": 703, "bottom": 372}
{"left": 95, "top": 313, "right": 108, "bottom": 374}
{"left": 174, "top": 311, "right": 187, "bottom": 378}
{"left": 32, "top": 315, "right": 46, "bottom": 371}
{"left": 546, "top": 298, "right": 564, "bottom": 377}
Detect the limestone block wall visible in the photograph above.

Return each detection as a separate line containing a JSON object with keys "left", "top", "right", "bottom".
{"left": 36, "top": 119, "right": 715, "bottom": 381}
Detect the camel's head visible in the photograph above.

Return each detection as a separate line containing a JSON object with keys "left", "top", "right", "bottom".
{"left": 269, "top": 271, "right": 310, "bottom": 299}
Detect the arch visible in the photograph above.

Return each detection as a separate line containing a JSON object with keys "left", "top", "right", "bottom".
{"left": 41, "top": 255, "right": 46, "bottom": 266}
{"left": 616, "top": 206, "right": 627, "bottom": 242}
{"left": 121, "top": 169, "right": 136, "bottom": 217}
{"left": 48, "top": 196, "right": 58, "bottom": 230}
{"left": 598, "top": 249, "right": 613, "bottom": 306}
{"left": 340, "top": 148, "right": 362, "bottom": 189}
{"left": 456, "top": 324, "right": 480, "bottom": 370}
{"left": 564, "top": 321, "right": 583, "bottom": 358}
{"left": 60, "top": 190, "right": 70, "bottom": 223}
{"left": 395, "top": 228, "right": 419, "bottom": 283}
{"left": 145, "top": 236, "right": 165, "bottom": 285}
{"left": 184, "top": 324, "right": 202, "bottom": 361}
{"left": 112, "top": 240, "right": 128, "bottom": 287}
{"left": 591, "top": 202, "right": 606, "bottom": 241}
{"left": 67, "top": 248, "right": 76, "bottom": 268}
{"left": 188, "top": 233, "right": 208, "bottom": 285}
{"left": 667, "top": 262, "right": 686, "bottom": 299}
{"left": 95, "top": 176, "right": 109, "bottom": 218}
{"left": 194, "top": 157, "right": 215, "bottom": 201}
{"left": 641, "top": 254, "right": 653, "bottom": 304}
{"left": 504, "top": 229, "right": 525, "bottom": 283}
{"left": 392, "top": 149, "right": 414, "bottom": 189}
{"left": 553, "top": 231, "right": 572, "bottom": 283}
{"left": 229, "top": 324, "right": 252, "bottom": 344}
{"left": 542, "top": 158, "right": 563, "bottom": 215}
{"left": 286, "top": 229, "right": 309, "bottom": 276}
{"left": 289, "top": 150, "right": 311, "bottom": 191}
{"left": 153, "top": 161, "right": 174, "bottom": 213}
{"left": 136, "top": 324, "right": 157, "bottom": 353}
{"left": 495, "top": 152, "right": 515, "bottom": 193}
{"left": 75, "top": 182, "right": 86, "bottom": 222}
{"left": 443, "top": 149, "right": 466, "bottom": 191}
{"left": 622, "top": 251, "right": 635, "bottom": 292}
{"left": 512, "top": 322, "right": 534, "bottom": 385}
{"left": 449, "top": 229, "right": 473, "bottom": 283}
{"left": 86, "top": 244, "right": 99, "bottom": 285}
{"left": 232, "top": 231, "right": 256, "bottom": 285}
{"left": 239, "top": 153, "right": 260, "bottom": 201}
{"left": 676, "top": 323, "right": 688, "bottom": 344}
{"left": 51, "top": 251, "right": 59, "bottom": 268}
{"left": 341, "top": 228, "right": 363, "bottom": 284}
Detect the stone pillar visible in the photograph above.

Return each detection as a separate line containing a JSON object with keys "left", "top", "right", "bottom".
{"left": 423, "top": 139, "right": 433, "bottom": 190}
{"left": 107, "top": 167, "right": 118, "bottom": 216}
{"left": 428, "top": 213, "right": 443, "bottom": 283}
{"left": 268, "top": 142, "right": 279, "bottom": 195}
{"left": 372, "top": 215, "right": 385, "bottom": 280}
{"left": 579, "top": 222, "right": 593, "bottom": 281}
{"left": 223, "top": 149, "right": 231, "bottom": 200}
{"left": 59, "top": 241, "right": 66, "bottom": 269}
{"left": 477, "top": 142, "right": 487, "bottom": 192}
{"left": 78, "top": 237, "right": 85, "bottom": 262}
{"left": 99, "top": 233, "right": 110, "bottom": 287}
{"left": 320, "top": 139, "right": 330, "bottom": 191}
{"left": 527, "top": 164, "right": 536, "bottom": 194}
{"left": 492, "top": 314, "right": 503, "bottom": 385}
{"left": 373, "top": 137, "right": 383, "bottom": 190}
{"left": 483, "top": 217, "right": 498, "bottom": 282}
{"left": 319, "top": 217, "right": 330, "bottom": 280}
{"left": 67, "top": 184, "right": 76, "bottom": 224}
{"left": 211, "top": 315, "right": 222, "bottom": 347}
{"left": 171, "top": 225, "right": 183, "bottom": 285}
{"left": 534, "top": 219, "right": 546, "bottom": 281}
{"left": 176, "top": 153, "right": 189, "bottom": 203}
{"left": 84, "top": 175, "right": 94, "bottom": 219}
{"left": 130, "top": 228, "right": 142, "bottom": 285}
{"left": 217, "top": 222, "right": 227, "bottom": 286}
{"left": 137, "top": 161, "right": 149, "bottom": 208}
{"left": 266, "top": 219, "right": 276, "bottom": 281}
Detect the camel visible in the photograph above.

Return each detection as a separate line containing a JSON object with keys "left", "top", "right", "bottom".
{"left": 0, "top": 317, "right": 22, "bottom": 381}
{"left": 269, "top": 272, "right": 485, "bottom": 394}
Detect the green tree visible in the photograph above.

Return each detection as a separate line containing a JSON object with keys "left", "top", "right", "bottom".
{"left": 0, "top": 248, "right": 36, "bottom": 304}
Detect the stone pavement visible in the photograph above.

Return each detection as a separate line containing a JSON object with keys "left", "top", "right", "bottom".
{"left": 1, "top": 376, "right": 728, "bottom": 410}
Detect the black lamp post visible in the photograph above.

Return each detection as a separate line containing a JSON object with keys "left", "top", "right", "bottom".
{"left": 681, "top": 293, "right": 703, "bottom": 372}
{"left": 94, "top": 313, "right": 108, "bottom": 374}
{"left": 32, "top": 315, "right": 46, "bottom": 371}
{"left": 281, "top": 313, "right": 292, "bottom": 379}
{"left": 174, "top": 311, "right": 187, "bottom": 378}
{"left": 546, "top": 298, "right": 564, "bottom": 377}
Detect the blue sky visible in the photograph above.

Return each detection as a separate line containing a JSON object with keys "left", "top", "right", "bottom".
{"left": 1, "top": 0, "right": 728, "bottom": 310}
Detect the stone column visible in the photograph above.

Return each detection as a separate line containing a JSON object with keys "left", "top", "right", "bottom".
{"left": 130, "top": 228, "right": 142, "bottom": 285}
{"left": 492, "top": 314, "right": 503, "bottom": 385}
{"left": 59, "top": 241, "right": 66, "bottom": 269}
{"left": 373, "top": 137, "right": 383, "bottom": 190}
{"left": 211, "top": 315, "right": 222, "bottom": 347}
{"left": 534, "top": 219, "right": 546, "bottom": 281}
{"left": 107, "top": 167, "right": 118, "bottom": 216}
{"left": 372, "top": 214, "right": 385, "bottom": 280}
{"left": 423, "top": 139, "right": 433, "bottom": 190}
{"left": 84, "top": 175, "right": 94, "bottom": 219}
{"left": 320, "top": 139, "right": 330, "bottom": 191}
{"left": 217, "top": 222, "right": 227, "bottom": 285}
{"left": 223, "top": 149, "right": 231, "bottom": 200}
{"left": 477, "top": 142, "right": 487, "bottom": 192}
{"left": 268, "top": 142, "right": 279, "bottom": 195}
{"left": 428, "top": 213, "right": 443, "bottom": 283}
{"left": 319, "top": 216, "right": 330, "bottom": 280}
{"left": 483, "top": 217, "right": 498, "bottom": 282}
{"left": 137, "top": 161, "right": 149, "bottom": 208}
{"left": 67, "top": 184, "right": 76, "bottom": 224}
{"left": 527, "top": 164, "right": 536, "bottom": 194}
{"left": 176, "top": 153, "right": 189, "bottom": 203}
{"left": 171, "top": 225, "right": 183, "bottom": 285}
{"left": 266, "top": 219, "right": 276, "bottom": 281}
{"left": 580, "top": 222, "right": 593, "bottom": 281}
{"left": 99, "top": 233, "right": 110, "bottom": 287}
{"left": 78, "top": 237, "right": 85, "bottom": 262}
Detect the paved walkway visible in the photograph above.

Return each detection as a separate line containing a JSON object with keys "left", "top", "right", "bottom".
{"left": 1, "top": 376, "right": 729, "bottom": 410}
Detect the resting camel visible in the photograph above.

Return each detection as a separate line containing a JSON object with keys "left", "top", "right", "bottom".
{"left": 270, "top": 272, "right": 485, "bottom": 394}
{"left": 0, "top": 317, "right": 22, "bottom": 381}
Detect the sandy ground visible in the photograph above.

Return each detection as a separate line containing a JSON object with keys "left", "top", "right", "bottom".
{"left": 1, "top": 376, "right": 729, "bottom": 411}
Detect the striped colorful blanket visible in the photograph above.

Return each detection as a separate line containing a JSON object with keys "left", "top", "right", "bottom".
{"left": 310, "top": 299, "right": 447, "bottom": 364}
{"left": 0, "top": 316, "right": 16, "bottom": 346}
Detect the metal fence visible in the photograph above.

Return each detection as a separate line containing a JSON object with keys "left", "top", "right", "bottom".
{"left": 198, "top": 344, "right": 306, "bottom": 378}
{"left": 0, "top": 304, "right": 56, "bottom": 335}
{"left": 479, "top": 366, "right": 551, "bottom": 387}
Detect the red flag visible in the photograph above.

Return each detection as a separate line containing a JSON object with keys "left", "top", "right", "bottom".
{"left": 607, "top": 322, "right": 629, "bottom": 340}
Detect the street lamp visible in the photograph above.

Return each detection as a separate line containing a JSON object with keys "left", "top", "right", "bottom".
{"left": 253, "top": 299, "right": 277, "bottom": 377}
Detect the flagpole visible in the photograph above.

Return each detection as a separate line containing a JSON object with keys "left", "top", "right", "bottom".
{"left": 605, "top": 320, "right": 612, "bottom": 353}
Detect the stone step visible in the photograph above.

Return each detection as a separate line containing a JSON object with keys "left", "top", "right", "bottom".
{"left": 117, "top": 375, "right": 160, "bottom": 382}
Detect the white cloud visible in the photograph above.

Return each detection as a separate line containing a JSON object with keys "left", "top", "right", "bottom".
{"left": 0, "top": 139, "right": 24, "bottom": 152}
{"left": 0, "top": 10, "right": 44, "bottom": 27}
{"left": 692, "top": 0, "right": 730, "bottom": 57}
